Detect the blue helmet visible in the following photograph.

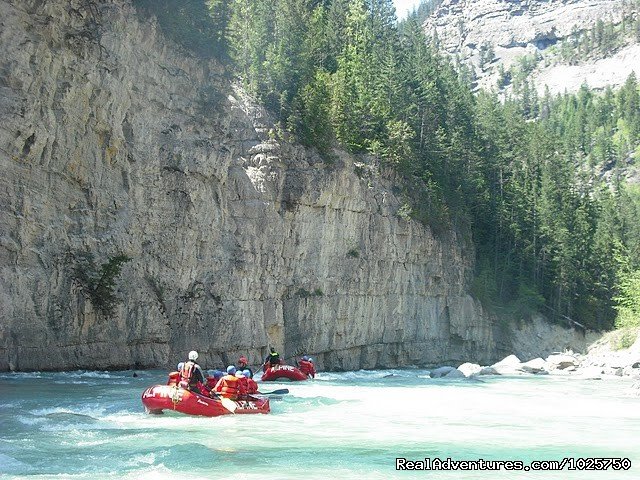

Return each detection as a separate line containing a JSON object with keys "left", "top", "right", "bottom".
{"left": 302, "top": 355, "right": 309, "bottom": 361}
{"left": 177, "top": 362, "right": 184, "bottom": 370}
{"left": 226, "top": 365, "right": 236, "bottom": 375}
{"left": 212, "top": 370, "right": 223, "bottom": 379}
{"left": 243, "top": 369, "right": 252, "bottom": 378}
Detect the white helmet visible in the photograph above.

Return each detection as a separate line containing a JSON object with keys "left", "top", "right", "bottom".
{"left": 188, "top": 350, "right": 198, "bottom": 361}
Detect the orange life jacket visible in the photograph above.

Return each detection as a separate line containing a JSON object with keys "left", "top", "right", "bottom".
{"left": 214, "top": 375, "right": 241, "bottom": 399}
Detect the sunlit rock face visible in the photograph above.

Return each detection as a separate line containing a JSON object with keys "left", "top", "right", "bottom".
{"left": 425, "top": 0, "right": 638, "bottom": 94}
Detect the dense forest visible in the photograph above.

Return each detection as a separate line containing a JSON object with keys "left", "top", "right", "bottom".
{"left": 134, "top": 0, "right": 640, "bottom": 332}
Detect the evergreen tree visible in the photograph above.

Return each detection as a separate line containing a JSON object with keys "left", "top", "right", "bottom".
{"left": 210, "top": 0, "right": 640, "bottom": 330}
{"left": 325, "top": 0, "right": 352, "bottom": 73}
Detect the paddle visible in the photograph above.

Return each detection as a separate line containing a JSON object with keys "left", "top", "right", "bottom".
{"left": 202, "top": 389, "right": 237, "bottom": 414}
{"left": 258, "top": 388, "right": 289, "bottom": 395}
{"left": 219, "top": 397, "right": 237, "bottom": 413}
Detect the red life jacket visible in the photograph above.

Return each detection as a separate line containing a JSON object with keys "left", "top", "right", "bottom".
{"left": 246, "top": 378, "right": 259, "bottom": 394}
{"left": 298, "top": 360, "right": 316, "bottom": 378}
{"left": 179, "top": 361, "right": 196, "bottom": 388}
{"left": 205, "top": 376, "right": 217, "bottom": 389}
{"left": 237, "top": 377, "right": 248, "bottom": 396}
{"left": 167, "top": 371, "right": 180, "bottom": 386}
{"left": 215, "top": 375, "right": 240, "bottom": 399}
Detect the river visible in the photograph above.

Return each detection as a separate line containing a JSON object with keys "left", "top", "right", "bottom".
{"left": 0, "top": 369, "right": 638, "bottom": 479}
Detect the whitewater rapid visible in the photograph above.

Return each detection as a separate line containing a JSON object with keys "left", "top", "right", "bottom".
{"left": 0, "top": 369, "right": 638, "bottom": 479}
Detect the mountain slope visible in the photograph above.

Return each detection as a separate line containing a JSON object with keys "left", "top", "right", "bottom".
{"left": 425, "top": 0, "right": 640, "bottom": 93}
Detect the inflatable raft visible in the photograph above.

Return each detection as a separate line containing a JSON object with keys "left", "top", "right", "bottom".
{"left": 261, "top": 364, "right": 309, "bottom": 382}
{"left": 141, "top": 385, "right": 270, "bottom": 416}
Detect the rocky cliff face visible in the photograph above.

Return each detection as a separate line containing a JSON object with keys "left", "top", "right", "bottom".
{"left": 425, "top": 0, "right": 639, "bottom": 93}
{"left": 0, "top": 0, "right": 506, "bottom": 371}
{"left": 0, "top": 0, "right": 592, "bottom": 372}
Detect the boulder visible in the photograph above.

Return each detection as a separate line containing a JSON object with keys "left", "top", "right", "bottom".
{"left": 457, "top": 362, "right": 483, "bottom": 377}
{"left": 491, "top": 355, "right": 523, "bottom": 375}
{"left": 546, "top": 353, "right": 578, "bottom": 370}
{"left": 444, "top": 369, "right": 465, "bottom": 379}
{"left": 604, "top": 367, "right": 624, "bottom": 376}
{"left": 493, "top": 354, "right": 521, "bottom": 366}
{"left": 430, "top": 366, "right": 457, "bottom": 378}
{"left": 479, "top": 366, "right": 499, "bottom": 375}
{"left": 520, "top": 358, "right": 548, "bottom": 374}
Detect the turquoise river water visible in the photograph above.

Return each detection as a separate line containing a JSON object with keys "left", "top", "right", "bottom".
{"left": 0, "top": 369, "right": 638, "bottom": 479}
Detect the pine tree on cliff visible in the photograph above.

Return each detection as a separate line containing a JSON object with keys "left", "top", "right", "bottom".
{"left": 330, "top": 0, "right": 371, "bottom": 150}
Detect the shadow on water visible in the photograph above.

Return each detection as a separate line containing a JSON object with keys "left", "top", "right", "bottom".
{"left": 44, "top": 412, "right": 99, "bottom": 422}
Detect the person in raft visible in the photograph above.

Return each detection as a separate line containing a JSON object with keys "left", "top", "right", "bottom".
{"left": 214, "top": 365, "right": 242, "bottom": 400}
{"left": 206, "top": 369, "right": 224, "bottom": 391}
{"left": 237, "top": 356, "right": 253, "bottom": 377}
{"left": 264, "top": 347, "right": 282, "bottom": 371}
{"left": 235, "top": 370, "right": 249, "bottom": 397}
{"left": 179, "top": 350, "right": 209, "bottom": 395}
{"left": 297, "top": 355, "right": 316, "bottom": 378}
{"left": 244, "top": 369, "right": 259, "bottom": 394}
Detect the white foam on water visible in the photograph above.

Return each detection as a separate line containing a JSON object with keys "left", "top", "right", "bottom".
{"left": 60, "top": 371, "right": 117, "bottom": 379}
{"left": 101, "top": 411, "right": 224, "bottom": 430}
{"left": 0, "top": 372, "right": 44, "bottom": 379}
{"left": 52, "top": 380, "right": 92, "bottom": 385}
{"left": 125, "top": 452, "right": 156, "bottom": 466}
{"left": 75, "top": 439, "right": 109, "bottom": 447}
{"left": 16, "top": 415, "right": 47, "bottom": 426}
{"left": 118, "top": 465, "right": 206, "bottom": 480}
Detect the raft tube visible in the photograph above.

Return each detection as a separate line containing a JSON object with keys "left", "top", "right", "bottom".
{"left": 141, "top": 385, "right": 270, "bottom": 416}
{"left": 261, "top": 364, "right": 309, "bottom": 382}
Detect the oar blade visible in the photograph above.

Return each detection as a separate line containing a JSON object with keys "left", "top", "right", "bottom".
{"left": 220, "top": 397, "right": 237, "bottom": 413}
{"left": 260, "top": 388, "right": 289, "bottom": 395}
{"left": 271, "top": 388, "right": 289, "bottom": 395}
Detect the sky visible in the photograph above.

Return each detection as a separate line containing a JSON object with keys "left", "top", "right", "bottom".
{"left": 393, "top": 0, "right": 423, "bottom": 19}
